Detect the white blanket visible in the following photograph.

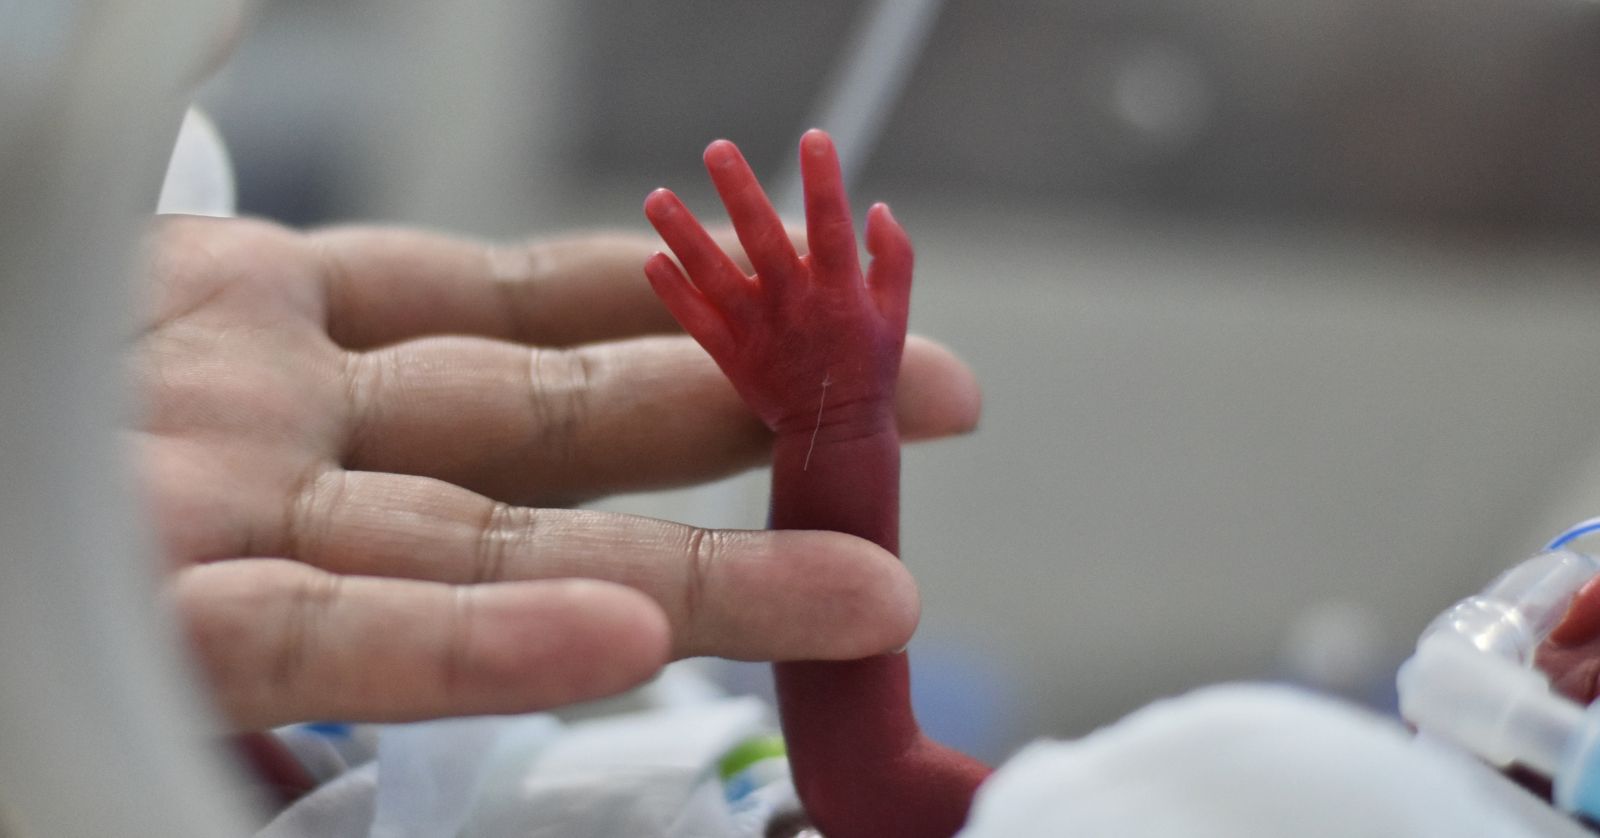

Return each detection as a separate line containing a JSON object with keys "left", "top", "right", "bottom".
{"left": 960, "top": 683, "right": 1588, "bottom": 838}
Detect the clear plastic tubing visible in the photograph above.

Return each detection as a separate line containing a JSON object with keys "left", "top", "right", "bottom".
{"left": 1397, "top": 548, "right": 1600, "bottom": 819}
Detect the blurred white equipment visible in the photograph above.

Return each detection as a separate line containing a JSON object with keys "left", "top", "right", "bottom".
{"left": 1398, "top": 526, "right": 1600, "bottom": 822}
{"left": 0, "top": 2, "right": 261, "bottom": 836}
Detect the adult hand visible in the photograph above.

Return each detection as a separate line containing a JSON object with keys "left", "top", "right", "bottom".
{"left": 135, "top": 216, "right": 980, "bottom": 730}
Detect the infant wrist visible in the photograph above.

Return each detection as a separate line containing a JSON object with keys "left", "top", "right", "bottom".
{"left": 771, "top": 398, "right": 896, "bottom": 448}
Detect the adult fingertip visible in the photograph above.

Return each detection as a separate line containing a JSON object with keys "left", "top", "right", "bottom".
{"left": 563, "top": 579, "right": 673, "bottom": 692}
{"left": 872, "top": 548, "right": 923, "bottom": 654}
{"left": 489, "top": 579, "right": 670, "bottom": 704}
{"left": 788, "top": 533, "right": 922, "bottom": 659}
{"left": 900, "top": 337, "right": 983, "bottom": 438}
{"left": 689, "top": 530, "right": 920, "bottom": 662}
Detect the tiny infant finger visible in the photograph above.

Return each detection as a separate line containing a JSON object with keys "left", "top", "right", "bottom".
{"left": 711, "top": 225, "right": 809, "bottom": 275}
{"left": 173, "top": 559, "right": 668, "bottom": 729}
{"left": 865, "top": 203, "right": 913, "bottom": 323}
{"left": 703, "top": 140, "right": 803, "bottom": 293}
{"left": 643, "top": 189, "right": 755, "bottom": 312}
{"left": 798, "top": 129, "right": 861, "bottom": 282}
{"left": 644, "top": 253, "right": 735, "bottom": 359}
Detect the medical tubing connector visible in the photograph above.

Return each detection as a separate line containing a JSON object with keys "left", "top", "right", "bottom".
{"left": 1396, "top": 549, "right": 1600, "bottom": 819}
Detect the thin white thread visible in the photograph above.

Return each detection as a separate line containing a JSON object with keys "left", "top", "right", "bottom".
{"left": 803, "top": 373, "right": 833, "bottom": 471}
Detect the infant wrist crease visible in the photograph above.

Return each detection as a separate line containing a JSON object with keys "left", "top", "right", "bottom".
{"left": 770, "top": 397, "right": 897, "bottom": 447}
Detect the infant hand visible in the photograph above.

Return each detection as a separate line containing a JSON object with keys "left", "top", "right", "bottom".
{"left": 644, "top": 130, "right": 913, "bottom": 440}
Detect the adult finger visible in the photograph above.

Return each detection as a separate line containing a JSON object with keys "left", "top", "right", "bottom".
{"left": 341, "top": 334, "right": 755, "bottom": 503}
{"left": 312, "top": 227, "right": 705, "bottom": 350}
{"left": 146, "top": 219, "right": 801, "bottom": 349}
{"left": 173, "top": 559, "right": 669, "bottom": 729}
{"left": 251, "top": 469, "right": 920, "bottom": 662}
{"left": 340, "top": 334, "right": 980, "bottom": 504}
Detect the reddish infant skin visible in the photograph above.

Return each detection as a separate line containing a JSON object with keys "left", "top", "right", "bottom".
{"left": 1536, "top": 576, "right": 1600, "bottom": 705}
{"left": 645, "top": 130, "right": 991, "bottom": 837}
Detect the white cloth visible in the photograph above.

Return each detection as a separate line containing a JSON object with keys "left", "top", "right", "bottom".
{"left": 258, "top": 763, "right": 378, "bottom": 838}
{"left": 462, "top": 696, "right": 786, "bottom": 838}
{"left": 264, "top": 682, "right": 1593, "bottom": 837}
{"left": 257, "top": 695, "right": 793, "bottom": 838}
{"left": 158, "top": 106, "right": 235, "bottom": 217}
{"left": 958, "top": 683, "right": 1590, "bottom": 838}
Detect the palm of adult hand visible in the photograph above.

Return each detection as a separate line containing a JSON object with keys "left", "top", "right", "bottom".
{"left": 137, "top": 217, "right": 977, "bottom": 730}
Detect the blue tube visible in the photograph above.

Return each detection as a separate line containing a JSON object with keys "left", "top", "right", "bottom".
{"left": 1547, "top": 516, "right": 1600, "bottom": 552}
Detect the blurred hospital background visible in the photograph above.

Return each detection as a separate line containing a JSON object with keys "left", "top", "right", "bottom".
{"left": 197, "top": 0, "right": 1600, "bottom": 762}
